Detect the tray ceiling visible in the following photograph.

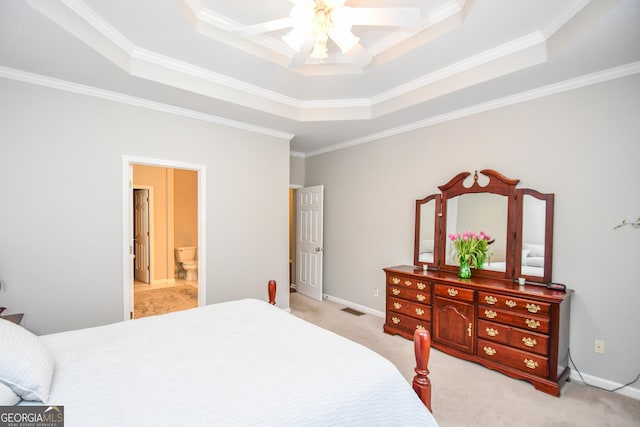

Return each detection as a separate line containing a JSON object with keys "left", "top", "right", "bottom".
{"left": 1, "top": 0, "right": 639, "bottom": 155}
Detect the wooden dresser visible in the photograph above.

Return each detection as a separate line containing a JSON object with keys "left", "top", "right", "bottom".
{"left": 383, "top": 265, "right": 573, "bottom": 396}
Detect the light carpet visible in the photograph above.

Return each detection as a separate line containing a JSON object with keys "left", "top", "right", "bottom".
{"left": 289, "top": 292, "right": 640, "bottom": 427}
{"left": 134, "top": 285, "right": 197, "bottom": 319}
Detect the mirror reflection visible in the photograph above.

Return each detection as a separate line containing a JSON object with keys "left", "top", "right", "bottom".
{"left": 445, "top": 193, "right": 508, "bottom": 271}
{"left": 520, "top": 195, "right": 546, "bottom": 278}
{"left": 418, "top": 200, "right": 436, "bottom": 264}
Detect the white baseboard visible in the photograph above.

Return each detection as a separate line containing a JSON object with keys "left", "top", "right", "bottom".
{"left": 323, "top": 294, "right": 385, "bottom": 318}
{"left": 569, "top": 371, "right": 640, "bottom": 400}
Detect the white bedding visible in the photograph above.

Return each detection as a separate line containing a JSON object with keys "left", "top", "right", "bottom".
{"left": 27, "top": 299, "right": 437, "bottom": 426}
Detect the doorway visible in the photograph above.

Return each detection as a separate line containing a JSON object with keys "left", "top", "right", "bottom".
{"left": 122, "top": 156, "right": 207, "bottom": 321}
{"left": 294, "top": 185, "right": 324, "bottom": 301}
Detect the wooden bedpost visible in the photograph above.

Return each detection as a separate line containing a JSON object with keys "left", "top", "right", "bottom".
{"left": 412, "top": 328, "right": 432, "bottom": 412}
{"left": 268, "top": 280, "right": 276, "bottom": 305}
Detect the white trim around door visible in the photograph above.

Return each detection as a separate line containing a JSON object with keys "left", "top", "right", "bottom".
{"left": 122, "top": 155, "right": 207, "bottom": 321}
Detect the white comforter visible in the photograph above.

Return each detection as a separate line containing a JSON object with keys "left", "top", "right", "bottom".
{"left": 32, "top": 299, "right": 437, "bottom": 426}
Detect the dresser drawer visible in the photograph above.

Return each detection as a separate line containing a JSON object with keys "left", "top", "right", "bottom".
{"left": 434, "top": 284, "right": 474, "bottom": 302}
{"left": 477, "top": 339, "right": 548, "bottom": 377}
{"left": 388, "top": 297, "right": 431, "bottom": 321}
{"left": 478, "top": 307, "right": 550, "bottom": 334}
{"left": 386, "top": 312, "right": 430, "bottom": 333}
{"left": 388, "top": 275, "right": 430, "bottom": 291}
{"left": 388, "top": 285, "right": 431, "bottom": 304}
{"left": 477, "top": 319, "right": 549, "bottom": 356}
{"left": 478, "top": 292, "right": 550, "bottom": 317}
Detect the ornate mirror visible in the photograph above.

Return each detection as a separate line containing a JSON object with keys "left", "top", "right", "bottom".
{"left": 414, "top": 170, "right": 555, "bottom": 284}
{"left": 515, "top": 189, "right": 554, "bottom": 283}
{"left": 444, "top": 193, "right": 509, "bottom": 272}
{"left": 413, "top": 194, "right": 441, "bottom": 267}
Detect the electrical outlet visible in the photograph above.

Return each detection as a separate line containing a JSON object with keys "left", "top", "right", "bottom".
{"left": 594, "top": 339, "right": 605, "bottom": 354}
{"left": 373, "top": 288, "right": 379, "bottom": 297}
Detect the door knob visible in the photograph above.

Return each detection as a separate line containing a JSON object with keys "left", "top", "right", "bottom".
{"left": 315, "top": 247, "right": 323, "bottom": 252}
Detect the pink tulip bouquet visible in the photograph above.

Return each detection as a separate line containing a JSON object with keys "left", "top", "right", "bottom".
{"left": 448, "top": 231, "right": 491, "bottom": 269}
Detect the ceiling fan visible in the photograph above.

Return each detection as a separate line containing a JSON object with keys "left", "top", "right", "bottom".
{"left": 234, "top": 0, "right": 420, "bottom": 68}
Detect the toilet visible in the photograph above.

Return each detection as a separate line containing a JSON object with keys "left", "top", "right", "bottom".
{"left": 175, "top": 246, "right": 198, "bottom": 281}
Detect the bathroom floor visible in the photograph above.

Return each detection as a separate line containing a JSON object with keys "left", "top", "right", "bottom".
{"left": 134, "top": 279, "right": 198, "bottom": 318}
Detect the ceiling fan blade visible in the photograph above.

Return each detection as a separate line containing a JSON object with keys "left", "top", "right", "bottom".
{"left": 346, "top": 7, "right": 420, "bottom": 27}
{"left": 233, "top": 17, "right": 293, "bottom": 38}
{"left": 288, "top": 37, "right": 315, "bottom": 68}
{"left": 346, "top": 42, "right": 372, "bottom": 67}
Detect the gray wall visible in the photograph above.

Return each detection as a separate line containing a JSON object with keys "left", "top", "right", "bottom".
{"left": 0, "top": 78, "right": 290, "bottom": 334}
{"left": 305, "top": 74, "right": 640, "bottom": 394}
{"left": 289, "top": 154, "right": 305, "bottom": 187}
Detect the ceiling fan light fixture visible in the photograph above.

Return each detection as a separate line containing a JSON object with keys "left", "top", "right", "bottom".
{"left": 310, "top": 34, "right": 329, "bottom": 59}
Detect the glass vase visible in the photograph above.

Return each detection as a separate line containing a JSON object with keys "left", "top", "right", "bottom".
{"left": 458, "top": 260, "right": 471, "bottom": 279}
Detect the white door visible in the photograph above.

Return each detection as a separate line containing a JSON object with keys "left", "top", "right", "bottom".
{"left": 296, "top": 185, "right": 324, "bottom": 301}
{"left": 133, "top": 189, "right": 150, "bottom": 283}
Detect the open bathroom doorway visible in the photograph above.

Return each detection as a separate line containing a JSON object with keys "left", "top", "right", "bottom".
{"left": 122, "top": 156, "right": 206, "bottom": 321}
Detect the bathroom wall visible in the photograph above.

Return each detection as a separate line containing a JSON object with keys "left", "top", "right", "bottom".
{"left": 174, "top": 169, "right": 198, "bottom": 273}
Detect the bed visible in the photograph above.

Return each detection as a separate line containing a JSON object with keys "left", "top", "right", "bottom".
{"left": 1, "top": 281, "right": 436, "bottom": 426}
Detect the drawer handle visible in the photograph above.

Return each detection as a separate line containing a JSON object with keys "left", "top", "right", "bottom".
{"left": 416, "top": 324, "right": 426, "bottom": 330}
{"left": 468, "top": 322, "right": 472, "bottom": 337}
{"left": 524, "top": 359, "right": 539, "bottom": 369}
{"left": 417, "top": 282, "right": 426, "bottom": 290}
{"left": 505, "top": 300, "right": 517, "bottom": 308}
{"left": 526, "top": 303, "right": 541, "bottom": 313}
{"left": 485, "top": 327, "right": 499, "bottom": 337}
{"left": 415, "top": 308, "right": 425, "bottom": 316}
{"left": 393, "top": 302, "right": 402, "bottom": 310}
{"left": 391, "top": 316, "right": 400, "bottom": 325}
{"left": 484, "top": 296, "right": 497, "bottom": 305}
{"left": 416, "top": 294, "right": 426, "bottom": 302}
{"left": 483, "top": 346, "right": 496, "bottom": 356}
{"left": 484, "top": 309, "right": 497, "bottom": 319}
{"left": 392, "top": 277, "right": 400, "bottom": 285}
{"left": 405, "top": 280, "right": 412, "bottom": 286}
{"left": 522, "top": 337, "right": 537, "bottom": 347}
{"left": 392, "top": 288, "right": 401, "bottom": 296}
{"left": 525, "top": 319, "right": 540, "bottom": 329}
{"left": 447, "top": 288, "right": 459, "bottom": 297}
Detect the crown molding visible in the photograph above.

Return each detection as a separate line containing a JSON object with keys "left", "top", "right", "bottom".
{"left": 0, "top": 66, "right": 294, "bottom": 141}
{"left": 305, "top": 61, "right": 640, "bottom": 157}
{"left": 372, "top": 32, "right": 546, "bottom": 104}
{"left": 3, "top": 59, "right": 637, "bottom": 159}
{"left": 25, "top": 0, "right": 588, "bottom": 124}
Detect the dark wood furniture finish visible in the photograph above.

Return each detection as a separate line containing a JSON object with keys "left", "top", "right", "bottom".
{"left": 384, "top": 265, "right": 572, "bottom": 396}
{"left": 268, "top": 279, "right": 277, "bottom": 305}
{"left": 412, "top": 328, "right": 432, "bottom": 412}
